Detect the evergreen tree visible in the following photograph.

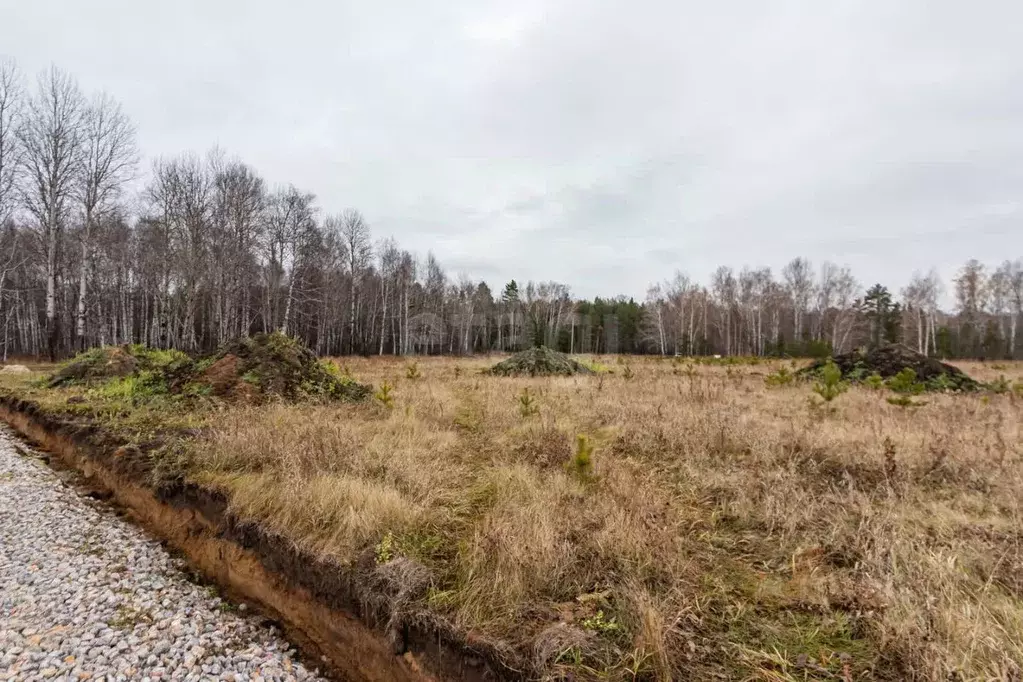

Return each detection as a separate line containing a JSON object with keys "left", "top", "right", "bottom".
{"left": 862, "top": 284, "right": 897, "bottom": 348}
{"left": 501, "top": 280, "right": 520, "bottom": 350}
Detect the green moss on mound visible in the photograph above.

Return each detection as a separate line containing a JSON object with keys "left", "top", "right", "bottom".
{"left": 49, "top": 334, "right": 370, "bottom": 403}
{"left": 799, "top": 343, "right": 980, "bottom": 392}
{"left": 49, "top": 345, "right": 190, "bottom": 388}
{"left": 487, "top": 346, "right": 595, "bottom": 377}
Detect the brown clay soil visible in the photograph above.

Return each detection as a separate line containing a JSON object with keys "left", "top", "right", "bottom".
{"left": 0, "top": 396, "right": 514, "bottom": 682}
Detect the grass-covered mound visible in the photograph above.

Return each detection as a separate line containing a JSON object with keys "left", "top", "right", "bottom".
{"left": 48, "top": 334, "right": 371, "bottom": 403}
{"left": 487, "top": 346, "right": 595, "bottom": 377}
{"left": 800, "top": 343, "right": 980, "bottom": 391}
{"left": 48, "top": 345, "right": 190, "bottom": 388}
{"left": 185, "top": 332, "right": 371, "bottom": 402}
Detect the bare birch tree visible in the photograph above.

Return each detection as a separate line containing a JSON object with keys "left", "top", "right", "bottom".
{"left": 377, "top": 237, "right": 400, "bottom": 355}
{"left": 18, "top": 66, "right": 84, "bottom": 359}
{"left": 0, "top": 58, "right": 23, "bottom": 228}
{"left": 782, "top": 257, "right": 814, "bottom": 343}
{"left": 1007, "top": 260, "right": 1023, "bottom": 358}
{"left": 74, "top": 91, "right": 137, "bottom": 349}
{"left": 0, "top": 59, "right": 24, "bottom": 358}
{"left": 902, "top": 269, "right": 942, "bottom": 355}
{"left": 339, "top": 208, "right": 371, "bottom": 353}
{"left": 828, "top": 267, "right": 860, "bottom": 353}
{"left": 991, "top": 260, "right": 1020, "bottom": 358}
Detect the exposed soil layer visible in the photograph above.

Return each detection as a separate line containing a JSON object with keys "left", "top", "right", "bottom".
{"left": 487, "top": 347, "right": 594, "bottom": 377}
{"left": 184, "top": 333, "right": 372, "bottom": 402}
{"left": 0, "top": 396, "right": 518, "bottom": 682}
{"left": 800, "top": 344, "right": 980, "bottom": 391}
{"left": 47, "top": 334, "right": 372, "bottom": 403}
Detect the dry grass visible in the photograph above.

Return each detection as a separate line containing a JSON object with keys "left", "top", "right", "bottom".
{"left": 4, "top": 354, "right": 1022, "bottom": 680}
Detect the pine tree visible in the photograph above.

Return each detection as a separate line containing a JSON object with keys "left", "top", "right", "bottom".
{"left": 863, "top": 284, "right": 896, "bottom": 348}
{"left": 501, "top": 280, "right": 520, "bottom": 351}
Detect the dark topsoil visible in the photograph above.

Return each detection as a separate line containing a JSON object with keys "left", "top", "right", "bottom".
{"left": 487, "top": 346, "right": 594, "bottom": 377}
{"left": 800, "top": 343, "right": 980, "bottom": 391}
{"left": 185, "top": 333, "right": 371, "bottom": 402}
{"left": 48, "top": 333, "right": 371, "bottom": 403}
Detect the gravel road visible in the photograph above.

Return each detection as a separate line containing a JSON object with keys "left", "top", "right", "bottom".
{"left": 0, "top": 426, "right": 329, "bottom": 682}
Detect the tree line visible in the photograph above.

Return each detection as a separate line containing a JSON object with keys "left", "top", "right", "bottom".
{"left": 0, "top": 60, "right": 1020, "bottom": 361}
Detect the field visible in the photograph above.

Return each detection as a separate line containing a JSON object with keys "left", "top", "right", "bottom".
{"left": 2, "top": 354, "right": 1022, "bottom": 680}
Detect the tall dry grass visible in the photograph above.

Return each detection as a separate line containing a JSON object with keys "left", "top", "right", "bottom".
{"left": 184, "top": 355, "right": 1023, "bottom": 680}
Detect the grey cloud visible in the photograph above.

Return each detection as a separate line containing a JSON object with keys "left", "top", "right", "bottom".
{"left": 2, "top": 0, "right": 1021, "bottom": 299}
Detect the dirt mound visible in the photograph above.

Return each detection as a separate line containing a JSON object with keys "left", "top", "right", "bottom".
{"left": 800, "top": 344, "right": 980, "bottom": 391}
{"left": 0, "top": 365, "right": 31, "bottom": 374}
{"left": 49, "top": 346, "right": 189, "bottom": 388}
{"left": 487, "top": 346, "right": 595, "bottom": 377}
{"left": 188, "top": 333, "right": 371, "bottom": 402}
{"left": 47, "top": 335, "right": 371, "bottom": 404}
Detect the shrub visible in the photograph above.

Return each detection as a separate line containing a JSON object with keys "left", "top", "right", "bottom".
{"left": 887, "top": 368, "right": 925, "bottom": 395}
{"left": 986, "top": 375, "right": 1011, "bottom": 394}
{"left": 581, "top": 610, "right": 622, "bottom": 637}
{"left": 764, "top": 367, "right": 795, "bottom": 387}
{"left": 405, "top": 361, "right": 422, "bottom": 380}
{"left": 865, "top": 373, "right": 885, "bottom": 390}
{"left": 925, "top": 373, "right": 959, "bottom": 392}
{"left": 375, "top": 531, "right": 395, "bottom": 564}
{"left": 812, "top": 360, "right": 848, "bottom": 403}
{"left": 845, "top": 364, "right": 868, "bottom": 381}
{"left": 621, "top": 364, "right": 634, "bottom": 380}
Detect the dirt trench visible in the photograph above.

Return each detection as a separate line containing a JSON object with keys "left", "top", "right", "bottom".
{"left": 0, "top": 397, "right": 515, "bottom": 682}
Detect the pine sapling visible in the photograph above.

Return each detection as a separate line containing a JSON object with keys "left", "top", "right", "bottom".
{"left": 987, "top": 375, "right": 1011, "bottom": 394}
{"left": 375, "top": 381, "right": 395, "bottom": 409}
{"left": 865, "top": 373, "right": 884, "bottom": 390}
{"left": 405, "top": 361, "right": 421, "bottom": 380}
{"left": 764, "top": 367, "right": 794, "bottom": 387}
{"left": 518, "top": 387, "right": 539, "bottom": 418}
{"left": 886, "top": 368, "right": 924, "bottom": 395}
{"left": 812, "top": 359, "right": 848, "bottom": 403}
{"left": 567, "top": 434, "right": 595, "bottom": 481}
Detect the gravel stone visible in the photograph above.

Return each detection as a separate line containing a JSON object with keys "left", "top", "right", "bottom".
{"left": 0, "top": 427, "right": 328, "bottom": 681}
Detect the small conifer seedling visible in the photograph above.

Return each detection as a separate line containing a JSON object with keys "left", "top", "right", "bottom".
{"left": 518, "top": 387, "right": 539, "bottom": 418}
{"left": 812, "top": 359, "right": 848, "bottom": 403}
{"left": 375, "top": 381, "right": 395, "bottom": 409}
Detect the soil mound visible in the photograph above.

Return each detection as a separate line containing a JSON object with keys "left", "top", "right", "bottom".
{"left": 187, "top": 332, "right": 371, "bottom": 402}
{"left": 0, "top": 365, "right": 31, "bottom": 374}
{"left": 48, "top": 335, "right": 371, "bottom": 403}
{"left": 487, "top": 346, "right": 595, "bottom": 377}
{"left": 800, "top": 343, "right": 980, "bottom": 391}
{"left": 49, "top": 346, "right": 189, "bottom": 388}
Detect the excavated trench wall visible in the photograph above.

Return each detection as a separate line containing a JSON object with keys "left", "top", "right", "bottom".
{"left": 0, "top": 396, "right": 515, "bottom": 682}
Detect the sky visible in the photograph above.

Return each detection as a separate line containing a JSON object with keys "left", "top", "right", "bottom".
{"left": 2, "top": 0, "right": 1021, "bottom": 300}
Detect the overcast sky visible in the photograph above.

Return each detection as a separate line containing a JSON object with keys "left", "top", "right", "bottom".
{"left": 2, "top": 0, "right": 1021, "bottom": 299}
